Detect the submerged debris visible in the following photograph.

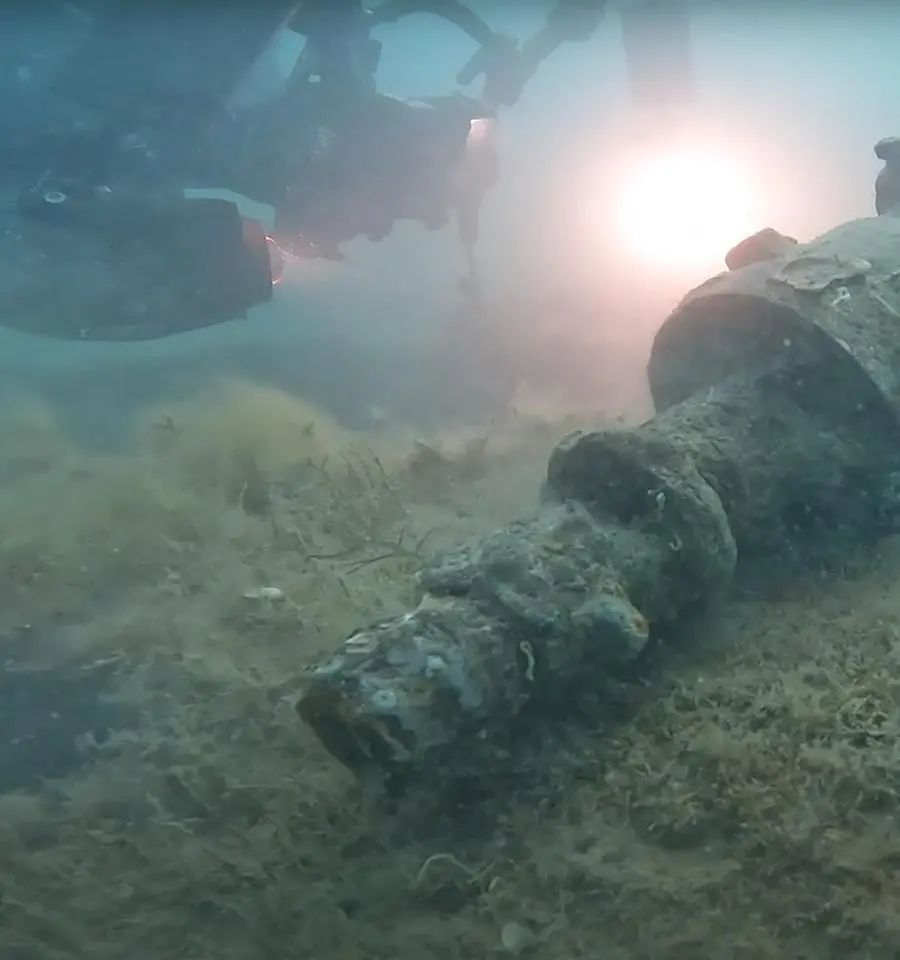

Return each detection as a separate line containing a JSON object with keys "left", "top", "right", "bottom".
{"left": 242, "top": 586, "right": 285, "bottom": 602}
{"left": 406, "top": 435, "right": 489, "bottom": 488}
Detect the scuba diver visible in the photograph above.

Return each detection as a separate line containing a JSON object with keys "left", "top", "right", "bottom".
{"left": 0, "top": 0, "right": 678, "bottom": 342}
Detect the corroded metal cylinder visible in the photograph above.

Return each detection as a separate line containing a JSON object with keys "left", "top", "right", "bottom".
{"left": 648, "top": 214, "right": 900, "bottom": 562}
{"left": 297, "top": 214, "right": 900, "bottom": 785}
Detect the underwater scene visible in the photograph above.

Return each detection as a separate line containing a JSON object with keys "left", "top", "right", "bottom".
{"left": 3, "top": 3, "right": 900, "bottom": 959}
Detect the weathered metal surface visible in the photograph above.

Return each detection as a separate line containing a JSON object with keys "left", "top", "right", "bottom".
{"left": 650, "top": 215, "right": 900, "bottom": 413}
{"left": 297, "top": 214, "right": 900, "bottom": 785}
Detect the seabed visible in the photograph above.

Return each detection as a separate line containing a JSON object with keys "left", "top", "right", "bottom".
{"left": 1, "top": 377, "right": 898, "bottom": 960}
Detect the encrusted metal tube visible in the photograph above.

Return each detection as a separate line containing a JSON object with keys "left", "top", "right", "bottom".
{"left": 298, "top": 215, "right": 900, "bottom": 783}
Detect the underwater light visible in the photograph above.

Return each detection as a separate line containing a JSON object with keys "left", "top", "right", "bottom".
{"left": 611, "top": 141, "right": 760, "bottom": 272}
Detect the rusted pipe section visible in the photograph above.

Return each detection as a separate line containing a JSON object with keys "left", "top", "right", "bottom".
{"left": 297, "top": 214, "right": 900, "bottom": 785}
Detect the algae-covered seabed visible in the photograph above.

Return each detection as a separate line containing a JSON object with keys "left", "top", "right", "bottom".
{"left": 1, "top": 379, "right": 900, "bottom": 960}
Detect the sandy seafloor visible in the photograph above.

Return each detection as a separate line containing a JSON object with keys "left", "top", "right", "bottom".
{"left": 2, "top": 350, "right": 900, "bottom": 960}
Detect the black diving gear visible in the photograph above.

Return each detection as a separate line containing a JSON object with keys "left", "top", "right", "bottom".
{"left": 1, "top": 0, "right": 688, "bottom": 341}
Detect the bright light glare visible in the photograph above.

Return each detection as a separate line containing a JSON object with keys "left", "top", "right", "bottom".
{"left": 612, "top": 145, "right": 758, "bottom": 270}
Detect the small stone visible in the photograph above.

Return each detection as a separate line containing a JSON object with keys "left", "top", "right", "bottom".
{"left": 243, "top": 586, "right": 285, "bottom": 601}
{"left": 500, "top": 921, "right": 536, "bottom": 954}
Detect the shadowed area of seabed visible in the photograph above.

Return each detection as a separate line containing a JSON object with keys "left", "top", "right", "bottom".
{"left": 0, "top": 629, "right": 136, "bottom": 792}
